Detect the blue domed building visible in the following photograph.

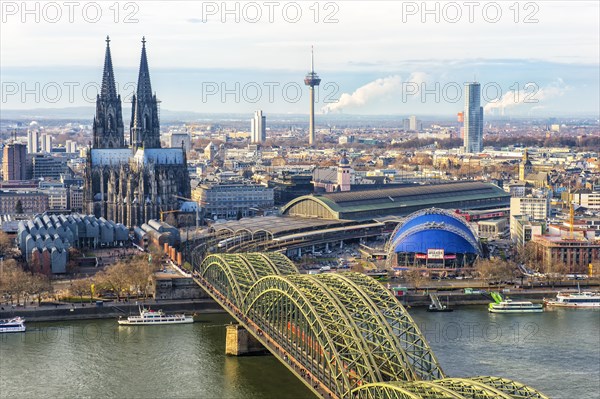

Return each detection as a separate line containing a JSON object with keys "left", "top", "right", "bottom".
{"left": 387, "top": 208, "right": 482, "bottom": 269}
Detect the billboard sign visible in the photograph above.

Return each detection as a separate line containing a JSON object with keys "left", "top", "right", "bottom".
{"left": 427, "top": 249, "right": 445, "bottom": 259}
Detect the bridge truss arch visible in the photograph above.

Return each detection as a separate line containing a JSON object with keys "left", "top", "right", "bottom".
{"left": 192, "top": 252, "right": 549, "bottom": 399}
{"left": 351, "top": 377, "right": 550, "bottom": 399}
{"left": 242, "top": 272, "right": 446, "bottom": 394}
{"left": 196, "top": 253, "right": 299, "bottom": 308}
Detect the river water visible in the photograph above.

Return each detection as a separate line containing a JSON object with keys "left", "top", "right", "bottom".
{"left": 1, "top": 307, "right": 598, "bottom": 399}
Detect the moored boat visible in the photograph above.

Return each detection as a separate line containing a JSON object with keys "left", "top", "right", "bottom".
{"left": 427, "top": 294, "right": 454, "bottom": 312}
{"left": 427, "top": 303, "right": 454, "bottom": 312}
{"left": 489, "top": 299, "right": 543, "bottom": 313}
{"left": 544, "top": 291, "right": 600, "bottom": 308}
{"left": 0, "top": 317, "right": 26, "bottom": 333}
{"left": 118, "top": 306, "right": 193, "bottom": 325}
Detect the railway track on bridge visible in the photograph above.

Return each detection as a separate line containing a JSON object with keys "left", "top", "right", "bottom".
{"left": 188, "top": 252, "right": 550, "bottom": 399}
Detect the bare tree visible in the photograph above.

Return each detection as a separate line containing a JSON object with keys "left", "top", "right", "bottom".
{"left": 475, "top": 259, "right": 495, "bottom": 286}
{"left": 590, "top": 261, "right": 600, "bottom": 280}
{"left": 70, "top": 278, "right": 92, "bottom": 303}
{"left": 0, "top": 260, "right": 29, "bottom": 305}
{"left": 95, "top": 262, "right": 130, "bottom": 301}
{"left": 543, "top": 261, "right": 569, "bottom": 288}
{"left": 404, "top": 269, "right": 428, "bottom": 292}
{"left": 28, "top": 274, "right": 52, "bottom": 305}
{"left": 515, "top": 242, "right": 541, "bottom": 270}
{"left": 0, "top": 231, "right": 15, "bottom": 258}
{"left": 94, "top": 253, "right": 160, "bottom": 301}
{"left": 128, "top": 257, "right": 154, "bottom": 299}
{"left": 475, "top": 259, "right": 517, "bottom": 286}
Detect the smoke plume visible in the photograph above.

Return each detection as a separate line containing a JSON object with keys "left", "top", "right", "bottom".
{"left": 322, "top": 72, "right": 427, "bottom": 113}
{"left": 484, "top": 79, "right": 568, "bottom": 115}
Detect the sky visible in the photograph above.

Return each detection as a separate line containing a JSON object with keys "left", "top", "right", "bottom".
{"left": 1, "top": 0, "right": 599, "bottom": 117}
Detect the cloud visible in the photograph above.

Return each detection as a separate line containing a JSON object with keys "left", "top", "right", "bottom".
{"left": 322, "top": 72, "right": 428, "bottom": 113}
{"left": 484, "top": 79, "right": 569, "bottom": 115}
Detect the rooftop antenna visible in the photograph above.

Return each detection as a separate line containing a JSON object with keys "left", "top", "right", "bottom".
{"left": 311, "top": 45, "right": 314, "bottom": 73}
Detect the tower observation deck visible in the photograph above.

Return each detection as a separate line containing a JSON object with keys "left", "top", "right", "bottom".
{"left": 304, "top": 46, "right": 321, "bottom": 147}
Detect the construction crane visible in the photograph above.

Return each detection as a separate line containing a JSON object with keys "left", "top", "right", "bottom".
{"left": 569, "top": 200, "right": 575, "bottom": 237}
{"left": 172, "top": 195, "right": 200, "bottom": 229}
{"left": 160, "top": 209, "right": 179, "bottom": 222}
{"left": 567, "top": 188, "right": 576, "bottom": 240}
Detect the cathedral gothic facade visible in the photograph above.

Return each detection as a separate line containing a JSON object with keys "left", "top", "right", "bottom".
{"left": 84, "top": 37, "right": 191, "bottom": 227}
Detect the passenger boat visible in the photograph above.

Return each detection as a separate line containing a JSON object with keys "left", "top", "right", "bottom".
{"left": 488, "top": 299, "right": 543, "bottom": 313}
{"left": 118, "top": 306, "right": 193, "bottom": 325}
{"left": 0, "top": 317, "right": 26, "bottom": 333}
{"left": 544, "top": 291, "right": 600, "bottom": 308}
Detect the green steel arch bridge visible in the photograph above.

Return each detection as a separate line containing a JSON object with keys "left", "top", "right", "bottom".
{"left": 190, "top": 251, "right": 549, "bottom": 399}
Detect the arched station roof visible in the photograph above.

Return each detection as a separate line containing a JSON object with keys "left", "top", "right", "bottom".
{"left": 281, "top": 182, "right": 511, "bottom": 221}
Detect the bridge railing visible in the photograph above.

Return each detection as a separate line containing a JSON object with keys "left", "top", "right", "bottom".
{"left": 191, "top": 271, "right": 336, "bottom": 399}
{"left": 190, "top": 251, "right": 550, "bottom": 399}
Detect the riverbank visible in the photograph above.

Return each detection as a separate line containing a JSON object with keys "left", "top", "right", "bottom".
{"left": 0, "top": 287, "right": 583, "bottom": 322}
{"left": 400, "top": 289, "right": 558, "bottom": 307}
{"left": 0, "top": 299, "right": 224, "bottom": 322}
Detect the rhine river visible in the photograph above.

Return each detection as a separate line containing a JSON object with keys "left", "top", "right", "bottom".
{"left": 1, "top": 307, "right": 598, "bottom": 399}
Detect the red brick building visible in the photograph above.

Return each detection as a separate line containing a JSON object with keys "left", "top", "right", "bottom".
{"left": 532, "top": 235, "right": 600, "bottom": 273}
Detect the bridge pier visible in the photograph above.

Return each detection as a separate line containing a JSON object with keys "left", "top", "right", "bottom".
{"left": 225, "top": 324, "right": 266, "bottom": 356}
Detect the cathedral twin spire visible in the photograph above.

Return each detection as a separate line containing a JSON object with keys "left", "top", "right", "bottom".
{"left": 93, "top": 36, "right": 124, "bottom": 149}
{"left": 101, "top": 36, "right": 118, "bottom": 100}
{"left": 130, "top": 36, "right": 161, "bottom": 150}
{"left": 93, "top": 36, "right": 160, "bottom": 150}
{"left": 136, "top": 37, "right": 153, "bottom": 103}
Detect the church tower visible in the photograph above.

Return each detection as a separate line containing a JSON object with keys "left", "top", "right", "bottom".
{"left": 92, "top": 36, "right": 125, "bottom": 149}
{"left": 519, "top": 148, "right": 533, "bottom": 181}
{"left": 130, "top": 37, "right": 161, "bottom": 150}
{"left": 337, "top": 152, "right": 353, "bottom": 192}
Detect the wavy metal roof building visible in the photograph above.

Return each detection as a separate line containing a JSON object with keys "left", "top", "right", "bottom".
{"left": 281, "top": 182, "right": 510, "bottom": 221}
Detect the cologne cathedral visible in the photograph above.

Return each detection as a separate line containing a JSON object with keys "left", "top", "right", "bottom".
{"left": 84, "top": 37, "right": 191, "bottom": 227}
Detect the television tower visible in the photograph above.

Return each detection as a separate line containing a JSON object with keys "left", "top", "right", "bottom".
{"left": 304, "top": 46, "right": 321, "bottom": 146}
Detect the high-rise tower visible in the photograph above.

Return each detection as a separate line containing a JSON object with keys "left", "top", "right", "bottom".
{"left": 251, "top": 110, "right": 266, "bottom": 143}
{"left": 93, "top": 36, "right": 125, "bottom": 149}
{"left": 2, "top": 143, "right": 27, "bottom": 181}
{"left": 130, "top": 37, "right": 161, "bottom": 150}
{"left": 304, "top": 46, "right": 321, "bottom": 146}
{"left": 27, "top": 128, "right": 40, "bottom": 154}
{"left": 463, "top": 82, "right": 483, "bottom": 153}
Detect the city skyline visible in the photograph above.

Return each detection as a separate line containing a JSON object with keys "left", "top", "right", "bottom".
{"left": 250, "top": 110, "right": 266, "bottom": 143}
{"left": 1, "top": 3, "right": 598, "bottom": 399}
{"left": 1, "top": 1, "right": 598, "bottom": 116}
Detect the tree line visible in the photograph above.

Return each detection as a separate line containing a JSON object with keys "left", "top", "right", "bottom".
{"left": 0, "top": 259, "right": 52, "bottom": 306}
{"left": 0, "top": 249, "right": 164, "bottom": 306}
